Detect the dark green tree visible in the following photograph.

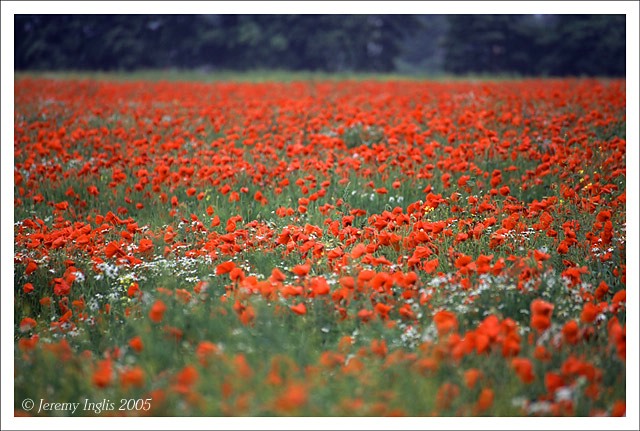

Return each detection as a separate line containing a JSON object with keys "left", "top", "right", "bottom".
{"left": 442, "top": 14, "right": 625, "bottom": 76}
{"left": 538, "top": 15, "right": 626, "bottom": 76}
{"left": 396, "top": 15, "right": 448, "bottom": 74}
{"left": 14, "top": 14, "right": 625, "bottom": 76}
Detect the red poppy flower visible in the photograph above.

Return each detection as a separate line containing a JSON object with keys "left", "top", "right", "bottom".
{"left": 475, "top": 388, "right": 494, "bottom": 413}
{"left": 433, "top": 310, "right": 458, "bottom": 336}
{"left": 464, "top": 368, "right": 483, "bottom": 389}
{"left": 149, "top": 300, "right": 167, "bottom": 323}
{"left": 93, "top": 359, "right": 113, "bottom": 388}
{"left": 292, "top": 262, "right": 311, "bottom": 277}
{"left": 216, "top": 261, "right": 236, "bottom": 275}
{"left": 120, "top": 367, "right": 145, "bottom": 388}
{"left": 129, "top": 336, "right": 144, "bottom": 353}
{"left": 511, "top": 357, "right": 535, "bottom": 383}
{"left": 290, "top": 303, "right": 307, "bottom": 315}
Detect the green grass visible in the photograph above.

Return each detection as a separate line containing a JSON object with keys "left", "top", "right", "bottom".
{"left": 13, "top": 69, "right": 567, "bottom": 83}
{"left": 13, "top": 75, "right": 627, "bottom": 417}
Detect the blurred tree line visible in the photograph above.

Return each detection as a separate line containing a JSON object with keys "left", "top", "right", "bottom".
{"left": 14, "top": 14, "right": 626, "bottom": 76}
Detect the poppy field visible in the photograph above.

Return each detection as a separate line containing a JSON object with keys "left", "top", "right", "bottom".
{"left": 14, "top": 77, "right": 626, "bottom": 417}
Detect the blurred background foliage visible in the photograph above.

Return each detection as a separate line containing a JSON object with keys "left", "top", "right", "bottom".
{"left": 15, "top": 14, "right": 626, "bottom": 76}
